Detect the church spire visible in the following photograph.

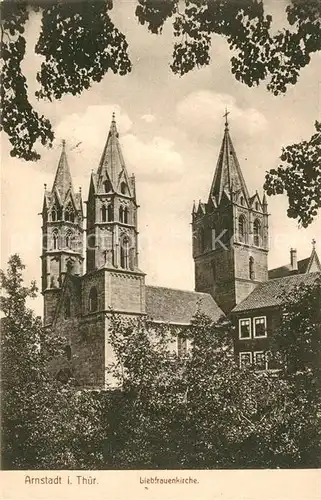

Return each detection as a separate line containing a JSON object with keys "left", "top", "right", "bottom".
{"left": 96, "top": 113, "right": 130, "bottom": 193}
{"left": 209, "top": 114, "right": 249, "bottom": 204}
{"left": 51, "top": 140, "right": 74, "bottom": 201}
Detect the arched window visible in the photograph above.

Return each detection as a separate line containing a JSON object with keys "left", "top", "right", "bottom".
{"left": 238, "top": 215, "right": 246, "bottom": 242}
{"left": 51, "top": 209, "right": 57, "bottom": 221}
{"left": 255, "top": 201, "right": 259, "bottom": 211}
{"left": 253, "top": 219, "right": 262, "bottom": 247}
{"left": 120, "top": 236, "right": 129, "bottom": 269}
{"left": 64, "top": 203, "right": 74, "bottom": 222}
{"left": 101, "top": 206, "right": 107, "bottom": 222}
{"left": 240, "top": 196, "right": 244, "bottom": 206}
{"left": 124, "top": 207, "right": 129, "bottom": 224}
{"left": 107, "top": 205, "right": 113, "bottom": 222}
{"left": 89, "top": 287, "right": 98, "bottom": 312}
{"left": 53, "top": 230, "right": 59, "bottom": 250}
{"left": 103, "top": 180, "right": 112, "bottom": 193}
{"left": 249, "top": 256, "right": 255, "bottom": 280}
{"left": 120, "top": 182, "right": 127, "bottom": 194}
{"left": 57, "top": 208, "right": 62, "bottom": 220}
{"left": 119, "top": 205, "right": 124, "bottom": 223}
{"left": 64, "top": 296, "right": 71, "bottom": 319}
{"left": 66, "top": 230, "right": 73, "bottom": 248}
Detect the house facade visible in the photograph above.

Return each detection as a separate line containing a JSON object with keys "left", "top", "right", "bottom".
{"left": 41, "top": 113, "right": 320, "bottom": 387}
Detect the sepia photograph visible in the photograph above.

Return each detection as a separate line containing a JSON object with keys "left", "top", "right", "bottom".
{"left": 0, "top": 0, "right": 320, "bottom": 497}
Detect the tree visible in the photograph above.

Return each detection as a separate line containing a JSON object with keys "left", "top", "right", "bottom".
{"left": 106, "top": 311, "right": 320, "bottom": 468}
{"left": 0, "top": 254, "right": 107, "bottom": 469}
{"left": 269, "top": 275, "right": 321, "bottom": 467}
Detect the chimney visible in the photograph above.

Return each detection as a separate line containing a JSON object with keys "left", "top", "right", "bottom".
{"left": 290, "top": 248, "right": 298, "bottom": 272}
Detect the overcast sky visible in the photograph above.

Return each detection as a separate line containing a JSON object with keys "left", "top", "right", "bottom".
{"left": 1, "top": 0, "right": 320, "bottom": 316}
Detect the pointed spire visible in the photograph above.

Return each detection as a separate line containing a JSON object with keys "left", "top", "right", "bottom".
{"left": 51, "top": 139, "right": 74, "bottom": 201}
{"left": 96, "top": 113, "right": 130, "bottom": 193}
{"left": 209, "top": 118, "right": 249, "bottom": 204}
{"left": 262, "top": 193, "right": 268, "bottom": 213}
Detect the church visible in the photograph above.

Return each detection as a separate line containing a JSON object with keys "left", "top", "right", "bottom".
{"left": 41, "top": 113, "right": 320, "bottom": 387}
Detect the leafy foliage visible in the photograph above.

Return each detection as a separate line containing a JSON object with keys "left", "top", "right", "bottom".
{"left": 264, "top": 121, "right": 321, "bottom": 228}
{"left": 106, "top": 311, "right": 321, "bottom": 468}
{"left": 0, "top": 254, "right": 107, "bottom": 469}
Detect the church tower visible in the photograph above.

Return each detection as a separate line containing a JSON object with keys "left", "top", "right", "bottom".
{"left": 41, "top": 141, "right": 84, "bottom": 326}
{"left": 86, "top": 113, "right": 139, "bottom": 274}
{"left": 84, "top": 113, "right": 145, "bottom": 321}
{"left": 192, "top": 115, "right": 269, "bottom": 314}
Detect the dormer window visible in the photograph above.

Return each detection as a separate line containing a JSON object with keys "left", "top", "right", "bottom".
{"left": 104, "top": 180, "right": 112, "bottom": 193}
{"left": 120, "top": 182, "right": 127, "bottom": 194}
{"left": 51, "top": 209, "right": 57, "bottom": 221}
{"left": 240, "top": 196, "right": 244, "bottom": 206}
{"left": 255, "top": 201, "right": 259, "bottom": 211}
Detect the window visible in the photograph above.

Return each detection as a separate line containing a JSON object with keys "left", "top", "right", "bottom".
{"left": 103, "top": 180, "right": 112, "bottom": 193}
{"left": 64, "top": 345, "right": 72, "bottom": 361}
{"left": 199, "top": 227, "right": 205, "bottom": 253}
{"left": 249, "top": 256, "right": 255, "bottom": 280}
{"left": 51, "top": 209, "right": 56, "bottom": 221}
{"left": 64, "top": 203, "right": 74, "bottom": 222}
{"left": 101, "top": 206, "right": 107, "bottom": 222}
{"left": 254, "top": 351, "right": 267, "bottom": 370}
{"left": 119, "top": 206, "right": 124, "bottom": 223}
{"left": 120, "top": 236, "right": 129, "bottom": 269}
{"left": 240, "top": 196, "right": 244, "bottom": 206}
{"left": 64, "top": 296, "right": 71, "bottom": 319}
{"left": 66, "top": 230, "right": 73, "bottom": 248}
{"left": 107, "top": 205, "right": 113, "bottom": 222}
{"left": 89, "top": 287, "right": 98, "bottom": 312}
{"left": 124, "top": 207, "right": 129, "bottom": 224}
{"left": 253, "top": 219, "right": 261, "bottom": 247}
{"left": 177, "top": 336, "right": 187, "bottom": 357}
{"left": 120, "top": 182, "right": 127, "bottom": 194}
{"left": 238, "top": 215, "right": 246, "bottom": 242}
{"left": 255, "top": 201, "right": 259, "bottom": 211}
{"left": 57, "top": 208, "right": 62, "bottom": 220}
{"left": 239, "top": 318, "right": 251, "bottom": 339}
{"left": 239, "top": 352, "right": 252, "bottom": 369}
{"left": 53, "top": 230, "right": 59, "bottom": 249}
{"left": 253, "top": 316, "right": 267, "bottom": 338}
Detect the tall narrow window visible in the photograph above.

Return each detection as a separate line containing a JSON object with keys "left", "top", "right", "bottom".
{"left": 89, "top": 287, "right": 98, "bottom": 312}
{"left": 107, "top": 205, "right": 113, "bottom": 221}
{"left": 57, "top": 208, "right": 62, "bottom": 220}
{"left": 239, "top": 352, "right": 252, "bottom": 369}
{"left": 101, "top": 206, "right": 107, "bottom": 222}
{"left": 119, "top": 206, "right": 124, "bottom": 223}
{"left": 120, "top": 182, "right": 127, "bottom": 194}
{"left": 124, "top": 207, "right": 129, "bottom": 224}
{"left": 51, "top": 209, "right": 57, "bottom": 221}
{"left": 253, "top": 219, "right": 261, "bottom": 247}
{"left": 249, "top": 256, "right": 255, "bottom": 280}
{"left": 53, "top": 230, "right": 58, "bottom": 250}
{"left": 238, "top": 215, "right": 246, "bottom": 242}
{"left": 66, "top": 230, "right": 73, "bottom": 248}
{"left": 239, "top": 318, "right": 251, "bottom": 339}
{"left": 120, "top": 236, "right": 129, "bottom": 269}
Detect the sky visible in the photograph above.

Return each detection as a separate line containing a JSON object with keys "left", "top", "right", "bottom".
{"left": 1, "top": 0, "right": 320, "bottom": 317}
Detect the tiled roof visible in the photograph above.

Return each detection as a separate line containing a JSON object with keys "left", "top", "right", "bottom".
{"left": 232, "top": 272, "right": 320, "bottom": 313}
{"left": 145, "top": 286, "right": 223, "bottom": 325}
{"left": 268, "top": 257, "right": 310, "bottom": 279}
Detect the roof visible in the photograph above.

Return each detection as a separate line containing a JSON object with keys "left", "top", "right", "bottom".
{"left": 232, "top": 272, "right": 321, "bottom": 313}
{"left": 145, "top": 285, "right": 224, "bottom": 325}
{"left": 268, "top": 248, "right": 321, "bottom": 279}
{"left": 209, "top": 122, "right": 250, "bottom": 205}
{"left": 96, "top": 114, "right": 131, "bottom": 194}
